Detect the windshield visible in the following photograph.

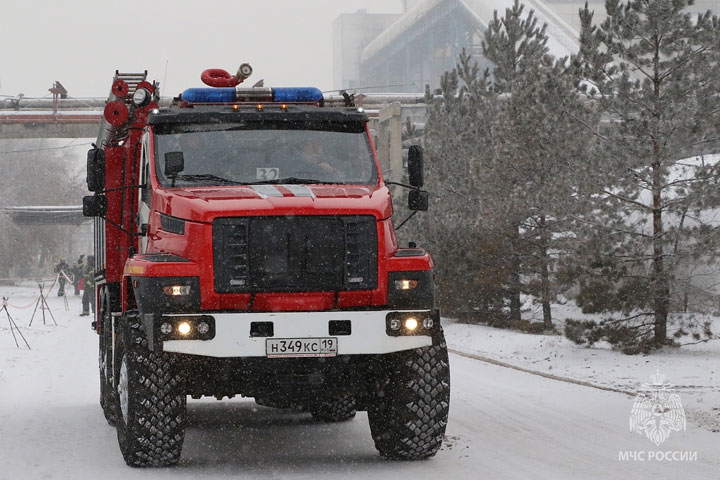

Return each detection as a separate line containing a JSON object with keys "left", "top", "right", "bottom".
{"left": 154, "top": 126, "right": 377, "bottom": 187}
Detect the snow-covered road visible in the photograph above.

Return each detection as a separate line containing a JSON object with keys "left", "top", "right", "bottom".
{"left": 0, "top": 289, "right": 717, "bottom": 479}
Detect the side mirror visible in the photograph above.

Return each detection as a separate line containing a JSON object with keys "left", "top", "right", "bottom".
{"left": 83, "top": 195, "right": 108, "bottom": 217}
{"left": 407, "top": 145, "right": 424, "bottom": 188}
{"left": 164, "top": 151, "right": 185, "bottom": 178}
{"left": 86, "top": 148, "right": 106, "bottom": 192}
{"left": 408, "top": 190, "right": 428, "bottom": 211}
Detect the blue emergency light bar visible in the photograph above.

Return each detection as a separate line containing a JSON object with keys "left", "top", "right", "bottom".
{"left": 181, "top": 86, "right": 323, "bottom": 104}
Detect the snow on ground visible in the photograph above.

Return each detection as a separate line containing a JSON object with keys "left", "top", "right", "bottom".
{"left": 445, "top": 300, "right": 720, "bottom": 433}
{"left": 0, "top": 281, "right": 718, "bottom": 479}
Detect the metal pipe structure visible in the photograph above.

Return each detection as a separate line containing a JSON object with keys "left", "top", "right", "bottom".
{"left": 323, "top": 93, "right": 427, "bottom": 106}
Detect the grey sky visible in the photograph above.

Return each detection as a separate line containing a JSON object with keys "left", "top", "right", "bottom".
{"left": 0, "top": 0, "right": 403, "bottom": 99}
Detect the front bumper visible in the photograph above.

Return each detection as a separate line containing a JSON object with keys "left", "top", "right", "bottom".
{"left": 158, "top": 310, "right": 433, "bottom": 357}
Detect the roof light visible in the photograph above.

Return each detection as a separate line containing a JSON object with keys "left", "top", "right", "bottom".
{"left": 235, "top": 87, "right": 273, "bottom": 102}
{"left": 180, "top": 86, "right": 323, "bottom": 104}
{"left": 272, "top": 87, "right": 323, "bottom": 103}
{"left": 182, "top": 87, "right": 236, "bottom": 103}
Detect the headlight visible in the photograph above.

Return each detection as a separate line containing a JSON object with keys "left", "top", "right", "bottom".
{"left": 385, "top": 311, "right": 434, "bottom": 336}
{"left": 177, "top": 322, "right": 192, "bottom": 336}
{"left": 156, "top": 315, "right": 215, "bottom": 341}
{"left": 404, "top": 317, "right": 419, "bottom": 331}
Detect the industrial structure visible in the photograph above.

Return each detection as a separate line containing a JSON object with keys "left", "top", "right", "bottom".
{"left": 334, "top": 0, "right": 717, "bottom": 94}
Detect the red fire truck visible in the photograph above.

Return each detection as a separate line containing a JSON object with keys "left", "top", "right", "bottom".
{"left": 83, "top": 65, "right": 450, "bottom": 467}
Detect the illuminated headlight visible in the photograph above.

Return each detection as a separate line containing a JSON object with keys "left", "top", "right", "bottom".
{"left": 177, "top": 322, "right": 192, "bottom": 336}
{"left": 163, "top": 285, "right": 191, "bottom": 296}
{"left": 394, "top": 279, "right": 418, "bottom": 290}
{"left": 157, "top": 315, "right": 215, "bottom": 341}
{"left": 404, "top": 317, "right": 419, "bottom": 331}
{"left": 132, "top": 88, "right": 151, "bottom": 107}
{"left": 385, "top": 311, "right": 435, "bottom": 336}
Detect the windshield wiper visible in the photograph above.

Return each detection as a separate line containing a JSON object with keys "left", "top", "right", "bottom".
{"left": 252, "top": 177, "right": 327, "bottom": 185}
{"left": 174, "top": 174, "right": 245, "bottom": 185}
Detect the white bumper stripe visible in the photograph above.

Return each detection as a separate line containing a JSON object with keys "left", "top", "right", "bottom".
{"left": 162, "top": 310, "right": 431, "bottom": 357}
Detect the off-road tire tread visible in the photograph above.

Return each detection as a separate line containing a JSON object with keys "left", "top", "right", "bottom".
{"left": 100, "top": 293, "right": 117, "bottom": 426}
{"left": 100, "top": 335, "right": 117, "bottom": 426}
{"left": 368, "top": 338, "right": 450, "bottom": 460}
{"left": 115, "top": 313, "right": 186, "bottom": 467}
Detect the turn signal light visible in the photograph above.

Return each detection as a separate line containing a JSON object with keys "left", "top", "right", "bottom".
{"left": 394, "top": 279, "right": 418, "bottom": 290}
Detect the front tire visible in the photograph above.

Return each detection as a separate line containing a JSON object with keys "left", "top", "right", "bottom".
{"left": 114, "top": 312, "right": 186, "bottom": 467}
{"left": 368, "top": 334, "right": 450, "bottom": 460}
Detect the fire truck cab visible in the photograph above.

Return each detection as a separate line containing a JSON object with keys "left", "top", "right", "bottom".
{"left": 84, "top": 67, "right": 450, "bottom": 467}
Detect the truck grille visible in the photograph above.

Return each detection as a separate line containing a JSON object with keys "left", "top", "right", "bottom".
{"left": 213, "top": 216, "right": 377, "bottom": 293}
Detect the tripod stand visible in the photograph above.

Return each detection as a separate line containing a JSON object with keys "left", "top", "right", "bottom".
{"left": 2, "top": 297, "right": 31, "bottom": 349}
{"left": 29, "top": 282, "right": 57, "bottom": 327}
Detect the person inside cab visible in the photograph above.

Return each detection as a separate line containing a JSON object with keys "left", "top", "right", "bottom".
{"left": 299, "top": 140, "right": 338, "bottom": 177}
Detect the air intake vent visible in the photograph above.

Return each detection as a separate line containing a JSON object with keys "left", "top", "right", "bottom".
{"left": 213, "top": 218, "right": 250, "bottom": 292}
{"left": 213, "top": 216, "right": 376, "bottom": 293}
{"left": 344, "top": 217, "right": 376, "bottom": 287}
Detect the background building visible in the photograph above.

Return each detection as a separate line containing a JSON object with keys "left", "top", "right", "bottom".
{"left": 336, "top": 0, "right": 717, "bottom": 94}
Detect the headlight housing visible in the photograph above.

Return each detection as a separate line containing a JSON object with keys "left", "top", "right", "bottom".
{"left": 387, "top": 271, "right": 434, "bottom": 309}
{"left": 156, "top": 315, "right": 215, "bottom": 341}
{"left": 385, "top": 311, "right": 435, "bottom": 336}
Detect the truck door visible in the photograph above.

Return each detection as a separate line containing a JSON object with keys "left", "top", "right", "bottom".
{"left": 138, "top": 133, "right": 151, "bottom": 254}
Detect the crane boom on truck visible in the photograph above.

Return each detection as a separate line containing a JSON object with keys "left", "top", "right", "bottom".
{"left": 83, "top": 64, "right": 450, "bottom": 467}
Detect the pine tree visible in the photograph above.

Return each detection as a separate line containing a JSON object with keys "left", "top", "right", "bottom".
{"left": 576, "top": 0, "right": 720, "bottom": 346}
{"left": 415, "top": 64, "right": 511, "bottom": 321}
{"left": 480, "top": 0, "right": 599, "bottom": 327}
{"left": 416, "top": 1, "right": 598, "bottom": 327}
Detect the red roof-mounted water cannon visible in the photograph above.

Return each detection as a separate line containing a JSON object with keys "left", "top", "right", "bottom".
{"left": 200, "top": 63, "right": 253, "bottom": 87}
{"left": 181, "top": 63, "right": 323, "bottom": 105}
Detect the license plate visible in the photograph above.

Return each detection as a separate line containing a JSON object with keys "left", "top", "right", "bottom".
{"left": 266, "top": 337, "right": 338, "bottom": 358}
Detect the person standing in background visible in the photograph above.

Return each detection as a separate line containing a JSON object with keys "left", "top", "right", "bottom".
{"left": 71, "top": 255, "right": 84, "bottom": 296}
{"left": 54, "top": 258, "right": 69, "bottom": 296}
{"left": 80, "top": 255, "right": 96, "bottom": 316}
